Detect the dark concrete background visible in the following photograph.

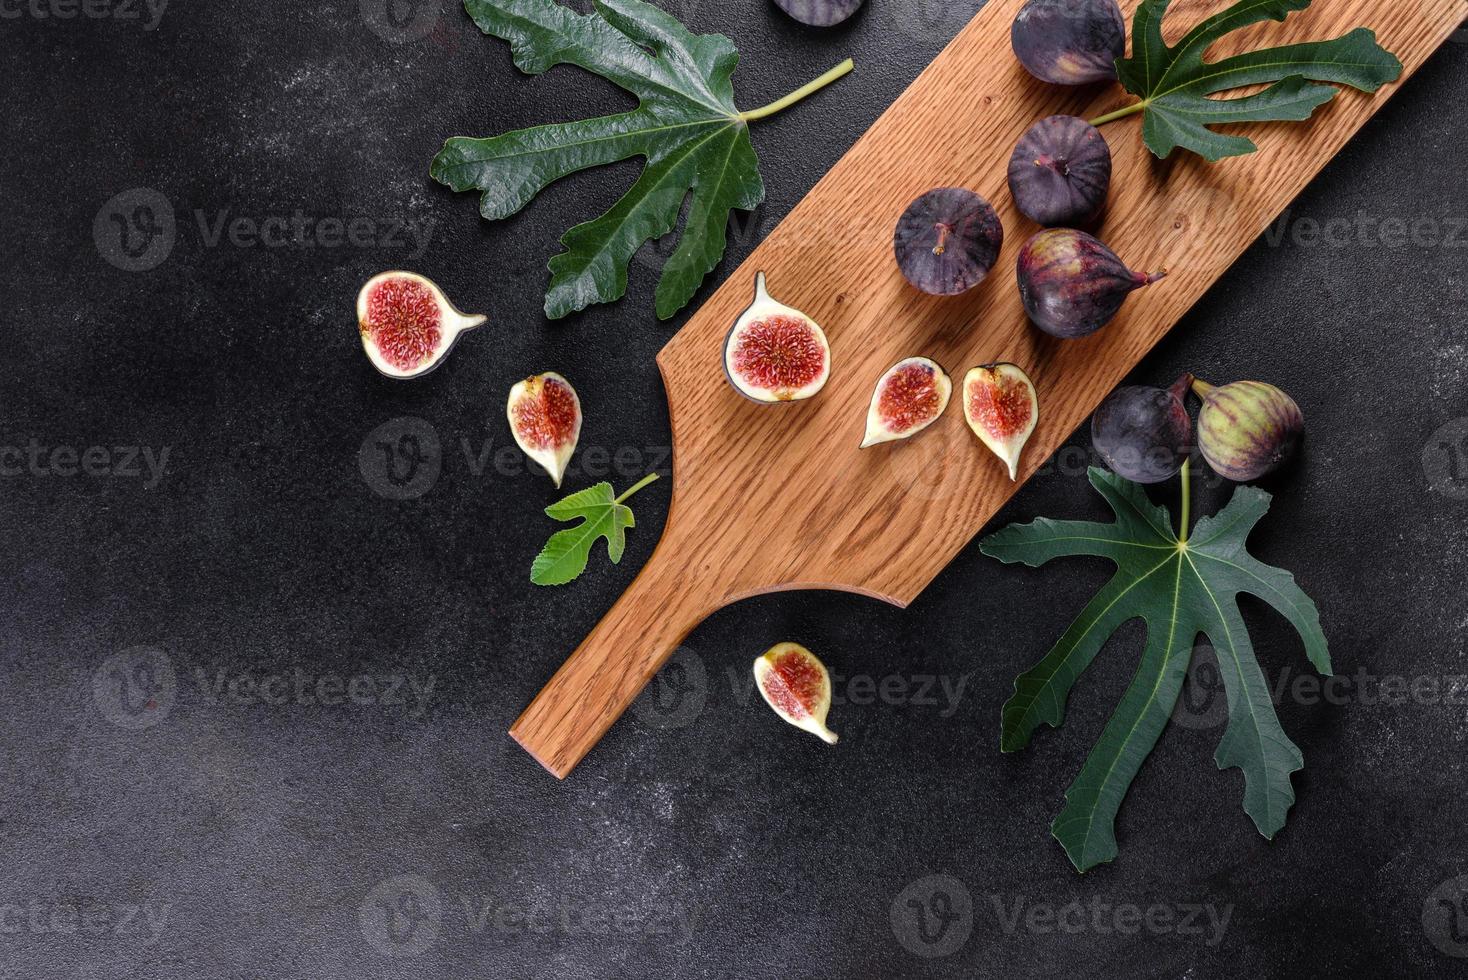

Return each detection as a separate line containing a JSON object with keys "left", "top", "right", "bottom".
{"left": 2, "top": 1, "right": 1466, "bottom": 977}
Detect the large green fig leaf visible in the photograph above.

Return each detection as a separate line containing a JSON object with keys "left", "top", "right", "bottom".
{"left": 980, "top": 467, "right": 1330, "bottom": 872}
{"left": 1113, "top": 0, "right": 1402, "bottom": 161}
{"left": 431, "top": 0, "right": 846, "bottom": 321}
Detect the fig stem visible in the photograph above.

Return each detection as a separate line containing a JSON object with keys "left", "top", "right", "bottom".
{"left": 737, "top": 59, "right": 855, "bottom": 123}
{"left": 616, "top": 471, "right": 660, "bottom": 504}
{"left": 1088, "top": 100, "right": 1148, "bottom": 127}
{"left": 1178, "top": 458, "right": 1192, "bottom": 545}
{"left": 1191, "top": 378, "right": 1218, "bottom": 401}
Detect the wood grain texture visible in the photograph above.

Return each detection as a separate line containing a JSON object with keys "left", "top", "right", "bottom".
{"left": 511, "top": 0, "right": 1463, "bottom": 778}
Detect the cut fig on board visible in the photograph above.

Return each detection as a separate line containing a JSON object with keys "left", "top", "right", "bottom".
{"left": 963, "top": 363, "right": 1039, "bottom": 481}
{"left": 723, "top": 272, "right": 831, "bottom": 403}
{"left": 356, "top": 271, "right": 486, "bottom": 379}
{"left": 508, "top": 372, "right": 583, "bottom": 488}
{"left": 893, "top": 188, "right": 1004, "bottom": 296}
{"left": 753, "top": 642, "right": 838, "bottom": 744}
{"left": 860, "top": 357, "right": 952, "bottom": 448}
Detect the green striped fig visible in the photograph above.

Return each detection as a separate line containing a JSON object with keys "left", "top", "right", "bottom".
{"left": 1193, "top": 379, "right": 1304, "bottom": 481}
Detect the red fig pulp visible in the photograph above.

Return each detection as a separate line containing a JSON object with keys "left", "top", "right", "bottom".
{"left": 753, "top": 642, "right": 838, "bottom": 744}
{"left": 860, "top": 357, "right": 952, "bottom": 448}
{"left": 508, "top": 372, "right": 582, "bottom": 487}
{"left": 723, "top": 273, "right": 830, "bottom": 403}
{"left": 963, "top": 363, "right": 1039, "bottom": 481}
{"left": 356, "top": 271, "right": 486, "bottom": 379}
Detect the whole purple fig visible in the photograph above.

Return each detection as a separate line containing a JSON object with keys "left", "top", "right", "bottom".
{"left": 1193, "top": 379, "right": 1304, "bottom": 481}
{"left": 1009, "top": 115, "right": 1112, "bottom": 227}
{"left": 894, "top": 188, "right": 1004, "bottom": 296}
{"left": 773, "top": 0, "right": 865, "bottom": 27}
{"left": 1016, "top": 229, "right": 1165, "bottom": 339}
{"left": 1091, "top": 375, "right": 1193, "bottom": 484}
{"left": 1011, "top": 0, "right": 1125, "bottom": 85}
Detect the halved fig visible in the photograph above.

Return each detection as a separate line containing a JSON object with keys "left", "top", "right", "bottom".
{"left": 507, "top": 372, "right": 582, "bottom": 488}
{"left": 963, "top": 363, "right": 1039, "bottom": 481}
{"left": 723, "top": 272, "right": 831, "bottom": 403}
{"left": 753, "top": 642, "right": 838, "bottom": 744}
{"left": 356, "top": 271, "right": 486, "bottom": 379}
{"left": 860, "top": 357, "right": 952, "bottom": 448}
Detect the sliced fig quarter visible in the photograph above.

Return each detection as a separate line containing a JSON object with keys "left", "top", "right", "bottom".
{"left": 860, "top": 357, "right": 952, "bottom": 448}
{"left": 723, "top": 272, "right": 831, "bottom": 403}
{"left": 753, "top": 642, "right": 838, "bottom": 744}
{"left": 963, "top": 363, "right": 1039, "bottom": 481}
{"left": 508, "top": 372, "right": 583, "bottom": 488}
{"left": 356, "top": 271, "right": 487, "bottom": 379}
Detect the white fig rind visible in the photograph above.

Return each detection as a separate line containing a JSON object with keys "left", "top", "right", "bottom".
{"left": 860, "top": 356, "right": 953, "bottom": 448}
{"left": 356, "top": 270, "right": 487, "bottom": 380}
{"left": 723, "top": 272, "right": 831, "bottom": 403}
{"left": 507, "top": 371, "right": 583, "bottom": 488}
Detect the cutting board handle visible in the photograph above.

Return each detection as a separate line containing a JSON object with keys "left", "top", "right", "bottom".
{"left": 509, "top": 520, "right": 717, "bottom": 778}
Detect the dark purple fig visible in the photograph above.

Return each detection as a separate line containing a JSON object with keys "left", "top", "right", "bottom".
{"left": 1016, "top": 229, "right": 1165, "bottom": 338}
{"left": 773, "top": 0, "right": 865, "bottom": 27}
{"left": 1011, "top": 0, "right": 1125, "bottom": 85}
{"left": 1193, "top": 379, "right": 1304, "bottom": 481}
{"left": 894, "top": 188, "right": 1004, "bottom": 296}
{"left": 1008, "top": 115, "right": 1112, "bottom": 227}
{"left": 1092, "top": 375, "right": 1193, "bottom": 484}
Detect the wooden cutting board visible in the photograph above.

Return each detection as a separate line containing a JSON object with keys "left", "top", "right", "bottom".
{"left": 511, "top": 0, "right": 1463, "bottom": 777}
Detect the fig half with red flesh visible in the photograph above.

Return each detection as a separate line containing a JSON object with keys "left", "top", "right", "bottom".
{"left": 356, "top": 271, "right": 486, "bottom": 379}
{"left": 894, "top": 188, "right": 1004, "bottom": 296}
{"left": 508, "top": 372, "right": 582, "bottom": 488}
{"left": 723, "top": 272, "right": 831, "bottom": 403}
{"left": 753, "top": 642, "right": 838, "bottom": 744}
{"left": 860, "top": 357, "right": 953, "bottom": 448}
{"left": 964, "top": 363, "right": 1039, "bottom": 481}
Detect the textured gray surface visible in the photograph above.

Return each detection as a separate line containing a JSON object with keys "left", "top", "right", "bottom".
{"left": 1, "top": 1, "right": 1466, "bottom": 977}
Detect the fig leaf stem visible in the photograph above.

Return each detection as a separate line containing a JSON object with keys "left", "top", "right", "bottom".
{"left": 1178, "top": 458, "right": 1192, "bottom": 545}
{"left": 616, "top": 471, "right": 660, "bottom": 504}
{"left": 1088, "top": 100, "right": 1148, "bottom": 127}
{"left": 738, "top": 59, "right": 855, "bottom": 123}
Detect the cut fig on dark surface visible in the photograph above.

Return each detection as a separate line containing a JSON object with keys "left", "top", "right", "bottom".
{"left": 963, "top": 363, "right": 1039, "bottom": 481}
{"left": 508, "top": 372, "right": 583, "bottom": 488}
{"left": 894, "top": 188, "right": 1004, "bottom": 296}
{"left": 753, "top": 642, "right": 838, "bottom": 744}
{"left": 723, "top": 272, "right": 831, "bottom": 403}
{"left": 1008, "top": 115, "right": 1112, "bottom": 227}
{"left": 356, "top": 271, "right": 486, "bottom": 380}
{"left": 773, "top": 0, "right": 865, "bottom": 27}
{"left": 860, "top": 357, "right": 952, "bottom": 448}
